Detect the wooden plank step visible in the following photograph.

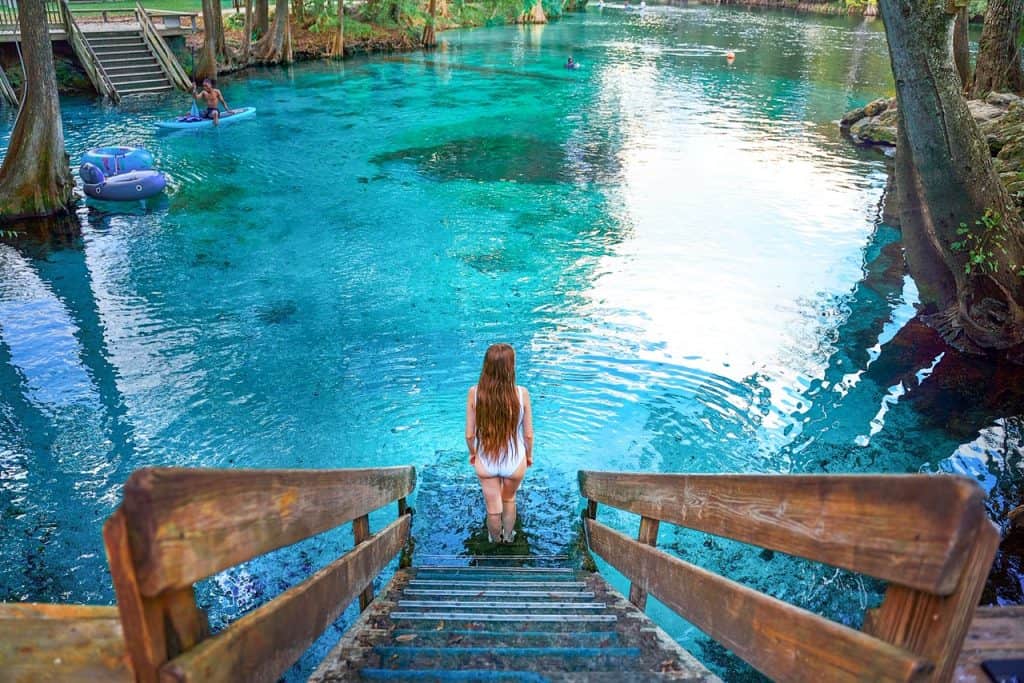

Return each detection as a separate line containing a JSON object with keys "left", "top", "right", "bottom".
{"left": 117, "top": 86, "right": 174, "bottom": 95}
{"left": 371, "top": 645, "right": 642, "bottom": 669}
{"left": 389, "top": 614, "right": 614, "bottom": 626}
{"left": 403, "top": 589, "right": 596, "bottom": 598}
{"left": 359, "top": 670, "right": 549, "bottom": 681}
{"left": 415, "top": 566, "right": 574, "bottom": 573}
{"left": 309, "top": 568, "right": 720, "bottom": 682}
{"left": 408, "top": 579, "right": 587, "bottom": 588}
{"left": 396, "top": 601, "right": 608, "bottom": 610}
{"left": 387, "top": 629, "right": 622, "bottom": 646}
{"left": 955, "top": 606, "right": 1024, "bottom": 682}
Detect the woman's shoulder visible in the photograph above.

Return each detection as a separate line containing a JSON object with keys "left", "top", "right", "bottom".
{"left": 517, "top": 385, "right": 530, "bottom": 396}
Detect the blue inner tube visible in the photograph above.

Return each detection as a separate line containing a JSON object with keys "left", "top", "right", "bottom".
{"left": 80, "top": 146, "right": 154, "bottom": 175}
{"left": 83, "top": 169, "right": 166, "bottom": 202}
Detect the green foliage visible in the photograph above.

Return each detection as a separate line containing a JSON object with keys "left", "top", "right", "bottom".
{"left": 952, "top": 209, "right": 1024, "bottom": 276}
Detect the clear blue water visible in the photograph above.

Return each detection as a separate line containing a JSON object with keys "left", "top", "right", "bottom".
{"left": 2, "top": 6, "right": 1022, "bottom": 679}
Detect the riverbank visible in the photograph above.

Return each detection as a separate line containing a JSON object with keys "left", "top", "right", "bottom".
{"left": 840, "top": 92, "right": 1024, "bottom": 221}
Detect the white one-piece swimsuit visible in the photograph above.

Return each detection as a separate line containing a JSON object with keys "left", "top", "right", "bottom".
{"left": 476, "top": 386, "right": 526, "bottom": 478}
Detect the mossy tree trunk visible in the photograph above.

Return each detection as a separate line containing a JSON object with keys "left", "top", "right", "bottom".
{"left": 255, "top": 0, "right": 292, "bottom": 63}
{"left": 879, "top": 0, "right": 1024, "bottom": 353}
{"left": 0, "top": 0, "right": 74, "bottom": 220}
{"left": 196, "top": 0, "right": 220, "bottom": 80}
{"left": 971, "top": 0, "right": 1024, "bottom": 96}
{"left": 422, "top": 0, "right": 436, "bottom": 47}
{"left": 329, "top": 0, "right": 344, "bottom": 57}
{"left": 255, "top": 0, "right": 269, "bottom": 36}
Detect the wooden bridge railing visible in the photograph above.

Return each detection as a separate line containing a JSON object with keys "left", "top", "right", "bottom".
{"left": 579, "top": 471, "right": 999, "bottom": 683}
{"left": 59, "top": 0, "right": 119, "bottom": 101}
{"left": 0, "top": 0, "right": 62, "bottom": 28}
{"left": 135, "top": 1, "right": 192, "bottom": 92}
{"left": 103, "top": 466, "right": 415, "bottom": 683}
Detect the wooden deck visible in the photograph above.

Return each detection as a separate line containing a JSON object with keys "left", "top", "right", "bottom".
{"left": 956, "top": 606, "right": 1024, "bottom": 682}
{"left": 311, "top": 563, "right": 720, "bottom": 681}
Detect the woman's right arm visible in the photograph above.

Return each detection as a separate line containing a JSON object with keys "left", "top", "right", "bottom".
{"left": 465, "top": 387, "right": 477, "bottom": 464}
{"left": 522, "top": 387, "right": 534, "bottom": 467}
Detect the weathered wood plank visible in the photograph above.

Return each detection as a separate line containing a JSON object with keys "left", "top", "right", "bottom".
{"left": 954, "top": 606, "right": 1024, "bottom": 682}
{"left": 866, "top": 520, "right": 1000, "bottom": 682}
{"left": 159, "top": 513, "right": 411, "bottom": 683}
{"left": 629, "top": 516, "right": 659, "bottom": 609}
{"left": 122, "top": 466, "right": 415, "bottom": 595}
{"left": 586, "top": 519, "right": 931, "bottom": 683}
{"left": 353, "top": 514, "right": 374, "bottom": 611}
{"left": 104, "top": 507, "right": 169, "bottom": 683}
{"left": 0, "top": 603, "right": 134, "bottom": 682}
{"left": 579, "top": 471, "right": 983, "bottom": 595}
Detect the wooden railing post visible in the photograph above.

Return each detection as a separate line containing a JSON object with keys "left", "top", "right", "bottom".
{"left": 353, "top": 514, "right": 374, "bottom": 611}
{"left": 628, "top": 516, "right": 660, "bottom": 609}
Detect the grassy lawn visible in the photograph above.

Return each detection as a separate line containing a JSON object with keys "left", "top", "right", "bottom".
{"left": 68, "top": 0, "right": 233, "bottom": 14}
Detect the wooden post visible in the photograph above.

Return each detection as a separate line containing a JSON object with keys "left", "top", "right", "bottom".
{"left": 628, "top": 516, "right": 660, "bottom": 609}
{"left": 353, "top": 514, "right": 373, "bottom": 611}
{"left": 586, "top": 499, "right": 597, "bottom": 519}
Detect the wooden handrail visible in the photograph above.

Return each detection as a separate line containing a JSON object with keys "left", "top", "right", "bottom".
{"left": 580, "top": 470, "right": 999, "bottom": 683}
{"left": 161, "top": 515, "right": 411, "bottom": 682}
{"left": 587, "top": 518, "right": 932, "bottom": 682}
{"left": 579, "top": 471, "right": 983, "bottom": 594}
{"left": 59, "top": 0, "right": 119, "bottom": 102}
{"left": 104, "top": 466, "right": 416, "bottom": 683}
{"left": 119, "top": 466, "right": 415, "bottom": 594}
{"left": 135, "top": 1, "right": 192, "bottom": 92}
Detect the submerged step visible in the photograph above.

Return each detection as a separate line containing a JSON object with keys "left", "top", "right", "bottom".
{"left": 397, "top": 600, "right": 607, "bottom": 610}
{"left": 390, "top": 612, "right": 617, "bottom": 622}
{"left": 408, "top": 580, "right": 587, "bottom": 588}
{"left": 388, "top": 629, "right": 622, "bottom": 646}
{"left": 415, "top": 566, "right": 574, "bottom": 573}
{"left": 403, "top": 589, "right": 596, "bottom": 598}
{"left": 360, "top": 670, "right": 548, "bottom": 681}
{"left": 375, "top": 646, "right": 640, "bottom": 659}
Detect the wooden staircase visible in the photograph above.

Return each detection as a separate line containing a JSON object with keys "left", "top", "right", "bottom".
{"left": 83, "top": 30, "right": 173, "bottom": 96}
{"left": 310, "top": 560, "right": 718, "bottom": 681}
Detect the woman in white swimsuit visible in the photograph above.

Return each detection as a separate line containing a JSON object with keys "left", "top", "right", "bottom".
{"left": 465, "top": 343, "right": 534, "bottom": 544}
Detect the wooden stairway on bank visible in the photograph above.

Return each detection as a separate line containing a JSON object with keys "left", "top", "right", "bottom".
{"left": 84, "top": 30, "right": 173, "bottom": 96}
{"left": 310, "top": 560, "right": 719, "bottom": 682}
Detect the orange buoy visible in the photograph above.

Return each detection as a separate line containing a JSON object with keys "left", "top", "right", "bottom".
{"left": 726, "top": 51, "right": 736, "bottom": 62}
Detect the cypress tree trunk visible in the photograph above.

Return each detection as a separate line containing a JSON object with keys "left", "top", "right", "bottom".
{"left": 255, "top": 0, "right": 292, "bottom": 63}
{"left": 953, "top": 7, "right": 971, "bottom": 89}
{"left": 329, "top": 0, "right": 344, "bottom": 57}
{"left": 256, "top": 0, "right": 269, "bottom": 37}
{"left": 523, "top": 0, "right": 546, "bottom": 22}
{"left": 879, "top": 0, "right": 1024, "bottom": 352}
{"left": 196, "top": 0, "right": 219, "bottom": 80}
{"left": 421, "top": 0, "right": 437, "bottom": 48}
{"left": 241, "top": 0, "right": 255, "bottom": 60}
{"left": 0, "top": 0, "right": 74, "bottom": 220}
{"left": 211, "top": 0, "right": 227, "bottom": 58}
{"left": 971, "top": 0, "right": 1024, "bottom": 96}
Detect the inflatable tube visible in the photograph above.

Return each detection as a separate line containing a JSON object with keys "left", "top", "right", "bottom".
{"left": 81, "top": 166, "right": 166, "bottom": 201}
{"left": 80, "top": 146, "right": 154, "bottom": 175}
{"left": 156, "top": 107, "right": 257, "bottom": 131}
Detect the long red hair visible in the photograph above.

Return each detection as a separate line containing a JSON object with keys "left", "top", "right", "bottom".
{"left": 476, "top": 343, "right": 519, "bottom": 462}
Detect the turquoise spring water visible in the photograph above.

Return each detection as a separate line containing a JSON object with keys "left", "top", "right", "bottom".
{"left": 2, "top": 6, "right": 1022, "bottom": 679}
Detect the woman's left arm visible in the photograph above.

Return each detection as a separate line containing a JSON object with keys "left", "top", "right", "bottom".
{"left": 465, "top": 387, "right": 478, "bottom": 465}
{"left": 522, "top": 387, "right": 534, "bottom": 467}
